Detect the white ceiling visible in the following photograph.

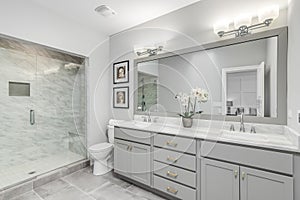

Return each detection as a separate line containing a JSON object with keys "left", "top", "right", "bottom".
{"left": 29, "top": 0, "right": 201, "bottom": 37}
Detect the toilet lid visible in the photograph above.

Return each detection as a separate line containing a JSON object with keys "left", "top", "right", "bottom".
{"left": 89, "top": 143, "right": 113, "bottom": 151}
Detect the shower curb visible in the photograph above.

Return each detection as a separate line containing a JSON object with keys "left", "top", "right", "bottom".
{"left": 0, "top": 159, "right": 89, "bottom": 200}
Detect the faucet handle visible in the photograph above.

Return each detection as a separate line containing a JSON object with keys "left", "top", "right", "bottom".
{"left": 141, "top": 116, "right": 148, "bottom": 122}
{"left": 250, "top": 126, "right": 256, "bottom": 134}
{"left": 230, "top": 124, "right": 235, "bottom": 132}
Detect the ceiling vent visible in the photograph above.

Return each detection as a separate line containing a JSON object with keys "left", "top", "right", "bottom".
{"left": 95, "top": 5, "right": 116, "bottom": 17}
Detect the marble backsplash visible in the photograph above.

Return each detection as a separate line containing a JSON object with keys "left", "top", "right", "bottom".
{"left": 0, "top": 46, "right": 86, "bottom": 169}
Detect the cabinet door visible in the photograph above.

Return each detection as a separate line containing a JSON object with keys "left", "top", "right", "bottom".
{"left": 201, "top": 159, "right": 239, "bottom": 200}
{"left": 240, "top": 166, "right": 293, "bottom": 200}
{"left": 131, "top": 142, "right": 151, "bottom": 186}
{"left": 114, "top": 139, "right": 131, "bottom": 178}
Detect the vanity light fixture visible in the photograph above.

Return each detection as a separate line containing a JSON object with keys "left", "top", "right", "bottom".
{"left": 135, "top": 46, "right": 163, "bottom": 57}
{"left": 214, "top": 5, "right": 279, "bottom": 38}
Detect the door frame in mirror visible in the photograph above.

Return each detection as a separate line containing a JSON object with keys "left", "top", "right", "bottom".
{"left": 134, "top": 27, "right": 288, "bottom": 125}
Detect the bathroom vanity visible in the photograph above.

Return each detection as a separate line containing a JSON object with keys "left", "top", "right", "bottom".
{"left": 112, "top": 27, "right": 299, "bottom": 200}
{"left": 113, "top": 120, "right": 300, "bottom": 200}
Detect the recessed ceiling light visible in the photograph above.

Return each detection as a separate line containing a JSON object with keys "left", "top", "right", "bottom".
{"left": 95, "top": 5, "right": 116, "bottom": 17}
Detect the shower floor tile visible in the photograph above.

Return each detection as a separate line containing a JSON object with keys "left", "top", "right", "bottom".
{"left": 0, "top": 151, "right": 85, "bottom": 190}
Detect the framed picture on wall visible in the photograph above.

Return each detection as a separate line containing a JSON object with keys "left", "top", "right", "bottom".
{"left": 113, "top": 87, "right": 129, "bottom": 109}
{"left": 113, "top": 60, "right": 129, "bottom": 84}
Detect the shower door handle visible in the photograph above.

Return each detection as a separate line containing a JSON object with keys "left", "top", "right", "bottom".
{"left": 30, "top": 110, "right": 35, "bottom": 125}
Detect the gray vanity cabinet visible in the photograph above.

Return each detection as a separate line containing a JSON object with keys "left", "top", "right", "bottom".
{"left": 240, "top": 166, "right": 293, "bottom": 200}
{"left": 131, "top": 142, "right": 151, "bottom": 185}
{"left": 201, "top": 159, "right": 240, "bottom": 200}
{"left": 114, "top": 139, "right": 132, "bottom": 177}
{"left": 114, "top": 138, "right": 151, "bottom": 186}
{"left": 201, "top": 158, "right": 293, "bottom": 200}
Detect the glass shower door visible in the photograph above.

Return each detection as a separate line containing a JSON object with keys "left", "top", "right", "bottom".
{"left": 0, "top": 47, "right": 38, "bottom": 188}
{"left": 34, "top": 55, "right": 86, "bottom": 174}
{"left": 0, "top": 41, "right": 86, "bottom": 191}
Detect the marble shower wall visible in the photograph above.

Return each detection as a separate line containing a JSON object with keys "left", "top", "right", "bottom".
{"left": 0, "top": 42, "right": 86, "bottom": 169}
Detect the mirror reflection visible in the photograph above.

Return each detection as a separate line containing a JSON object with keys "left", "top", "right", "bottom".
{"left": 137, "top": 36, "right": 278, "bottom": 118}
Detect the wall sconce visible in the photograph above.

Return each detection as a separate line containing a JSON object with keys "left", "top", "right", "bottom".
{"left": 214, "top": 5, "right": 279, "bottom": 38}
{"left": 135, "top": 46, "right": 163, "bottom": 57}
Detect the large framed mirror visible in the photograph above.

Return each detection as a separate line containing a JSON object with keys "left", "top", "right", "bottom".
{"left": 134, "top": 27, "right": 287, "bottom": 125}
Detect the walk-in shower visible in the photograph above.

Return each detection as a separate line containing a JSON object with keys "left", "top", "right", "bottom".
{"left": 0, "top": 36, "right": 87, "bottom": 190}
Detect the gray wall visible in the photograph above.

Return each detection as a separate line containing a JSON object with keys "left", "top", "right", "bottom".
{"left": 109, "top": 0, "right": 287, "bottom": 121}
{"left": 87, "top": 39, "right": 113, "bottom": 147}
{"left": 288, "top": 0, "right": 300, "bottom": 132}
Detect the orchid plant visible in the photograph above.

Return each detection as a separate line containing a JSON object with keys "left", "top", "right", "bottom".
{"left": 175, "top": 88, "right": 209, "bottom": 118}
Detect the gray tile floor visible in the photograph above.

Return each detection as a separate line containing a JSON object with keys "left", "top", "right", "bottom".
{"left": 10, "top": 167, "right": 166, "bottom": 200}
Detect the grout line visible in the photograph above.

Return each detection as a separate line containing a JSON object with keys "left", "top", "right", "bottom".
{"left": 62, "top": 178, "right": 97, "bottom": 200}
{"left": 32, "top": 190, "right": 44, "bottom": 200}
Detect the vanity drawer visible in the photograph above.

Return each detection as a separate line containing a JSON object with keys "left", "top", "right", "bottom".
{"left": 114, "top": 127, "right": 152, "bottom": 145}
{"left": 154, "top": 134, "right": 196, "bottom": 154}
{"left": 154, "top": 175, "right": 196, "bottom": 200}
{"left": 154, "top": 161, "right": 196, "bottom": 188}
{"left": 201, "top": 141, "right": 293, "bottom": 175}
{"left": 154, "top": 148, "right": 196, "bottom": 171}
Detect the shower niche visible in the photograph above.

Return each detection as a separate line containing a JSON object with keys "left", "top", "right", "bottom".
{"left": 8, "top": 81, "right": 30, "bottom": 96}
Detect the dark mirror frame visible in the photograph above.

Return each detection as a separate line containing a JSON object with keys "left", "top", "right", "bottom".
{"left": 134, "top": 27, "right": 288, "bottom": 125}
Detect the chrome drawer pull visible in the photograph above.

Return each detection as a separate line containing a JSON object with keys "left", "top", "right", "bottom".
{"left": 166, "top": 141, "right": 178, "bottom": 147}
{"left": 167, "top": 156, "right": 178, "bottom": 163}
{"left": 166, "top": 187, "right": 178, "bottom": 195}
{"left": 167, "top": 171, "right": 178, "bottom": 178}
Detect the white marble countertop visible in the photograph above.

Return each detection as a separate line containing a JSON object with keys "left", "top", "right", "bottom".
{"left": 110, "top": 118, "right": 300, "bottom": 153}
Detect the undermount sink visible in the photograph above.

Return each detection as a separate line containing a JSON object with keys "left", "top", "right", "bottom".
{"left": 221, "top": 130, "right": 269, "bottom": 142}
{"left": 133, "top": 121, "right": 153, "bottom": 128}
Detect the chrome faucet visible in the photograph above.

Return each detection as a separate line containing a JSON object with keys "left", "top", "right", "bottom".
{"left": 142, "top": 110, "right": 152, "bottom": 123}
{"left": 240, "top": 113, "right": 245, "bottom": 132}
{"left": 250, "top": 125, "right": 256, "bottom": 133}
{"left": 147, "top": 110, "right": 152, "bottom": 123}
{"left": 230, "top": 124, "right": 235, "bottom": 132}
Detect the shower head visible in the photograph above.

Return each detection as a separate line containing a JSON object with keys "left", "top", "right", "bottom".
{"left": 64, "top": 63, "right": 82, "bottom": 70}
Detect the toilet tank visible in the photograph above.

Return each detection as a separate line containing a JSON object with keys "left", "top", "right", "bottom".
{"left": 107, "top": 125, "right": 114, "bottom": 143}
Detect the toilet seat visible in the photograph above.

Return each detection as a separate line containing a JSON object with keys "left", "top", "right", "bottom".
{"left": 89, "top": 143, "right": 113, "bottom": 152}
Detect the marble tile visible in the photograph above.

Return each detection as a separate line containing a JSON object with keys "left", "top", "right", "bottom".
{"left": 41, "top": 186, "right": 93, "bottom": 200}
{"left": 10, "top": 191, "right": 41, "bottom": 200}
{"left": 34, "top": 179, "right": 70, "bottom": 199}
{"left": 33, "top": 169, "right": 66, "bottom": 188}
{"left": 1, "top": 182, "right": 32, "bottom": 200}
{"left": 126, "top": 185, "right": 166, "bottom": 200}
{"left": 65, "top": 160, "right": 90, "bottom": 176}
{"left": 102, "top": 172, "right": 132, "bottom": 189}
{"left": 0, "top": 39, "right": 86, "bottom": 190}
{"left": 90, "top": 182, "right": 135, "bottom": 200}
{"left": 62, "top": 168, "right": 110, "bottom": 193}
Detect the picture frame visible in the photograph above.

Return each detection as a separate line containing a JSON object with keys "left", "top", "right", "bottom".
{"left": 113, "top": 87, "right": 129, "bottom": 109}
{"left": 113, "top": 60, "right": 129, "bottom": 84}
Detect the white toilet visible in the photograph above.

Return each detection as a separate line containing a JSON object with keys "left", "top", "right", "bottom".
{"left": 89, "top": 125, "right": 114, "bottom": 175}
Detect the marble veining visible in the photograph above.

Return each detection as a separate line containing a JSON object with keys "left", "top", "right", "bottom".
{"left": 0, "top": 40, "right": 86, "bottom": 179}
{"left": 110, "top": 116, "right": 300, "bottom": 153}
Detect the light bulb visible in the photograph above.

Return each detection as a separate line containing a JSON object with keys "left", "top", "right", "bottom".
{"left": 214, "top": 20, "right": 229, "bottom": 35}
{"left": 234, "top": 14, "right": 252, "bottom": 28}
{"left": 258, "top": 5, "right": 279, "bottom": 23}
